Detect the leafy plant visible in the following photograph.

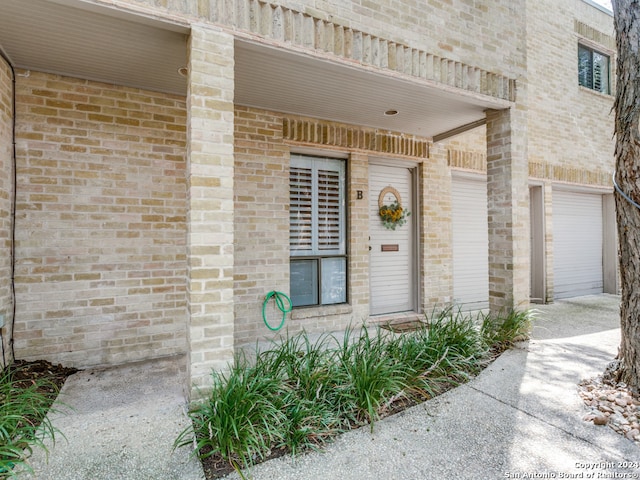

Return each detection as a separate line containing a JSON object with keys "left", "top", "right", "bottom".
{"left": 175, "top": 354, "right": 286, "bottom": 471}
{"left": 258, "top": 333, "right": 345, "bottom": 454}
{"left": 0, "top": 365, "right": 61, "bottom": 477}
{"left": 480, "top": 308, "right": 534, "bottom": 352}
{"left": 179, "top": 307, "right": 536, "bottom": 475}
{"left": 333, "top": 327, "right": 413, "bottom": 430}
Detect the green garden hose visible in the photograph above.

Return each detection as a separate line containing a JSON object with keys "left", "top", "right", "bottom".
{"left": 262, "top": 291, "right": 292, "bottom": 331}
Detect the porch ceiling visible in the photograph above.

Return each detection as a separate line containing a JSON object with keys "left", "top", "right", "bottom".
{"left": 0, "top": 0, "right": 506, "bottom": 139}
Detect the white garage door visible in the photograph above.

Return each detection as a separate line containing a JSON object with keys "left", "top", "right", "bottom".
{"left": 553, "top": 190, "right": 603, "bottom": 299}
{"left": 452, "top": 175, "right": 488, "bottom": 310}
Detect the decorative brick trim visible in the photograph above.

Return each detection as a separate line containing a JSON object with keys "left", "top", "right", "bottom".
{"left": 574, "top": 20, "right": 615, "bottom": 51}
{"left": 447, "top": 148, "right": 487, "bottom": 172}
{"left": 282, "top": 116, "right": 429, "bottom": 158}
{"left": 214, "top": 0, "right": 515, "bottom": 102}
{"left": 529, "top": 161, "right": 611, "bottom": 187}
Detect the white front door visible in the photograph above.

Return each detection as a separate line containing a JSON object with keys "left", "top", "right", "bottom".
{"left": 369, "top": 163, "right": 415, "bottom": 315}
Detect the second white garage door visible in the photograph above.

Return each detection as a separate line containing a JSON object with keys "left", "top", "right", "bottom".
{"left": 452, "top": 175, "right": 489, "bottom": 310}
{"left": 552, "top": 190, "right": 603, "bottom": 299}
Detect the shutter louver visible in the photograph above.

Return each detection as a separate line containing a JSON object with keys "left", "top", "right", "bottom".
{"left": 594, "top": 62, "right": 602, "bottom": 91}
{"left": 290, "top": 166, "right": 313, "bottom": 253}
{"left": 318, "top": 169, "right": 341, "bottom": 252}
{"left": 593, "top": 52, "right": 609, "bottom": 94}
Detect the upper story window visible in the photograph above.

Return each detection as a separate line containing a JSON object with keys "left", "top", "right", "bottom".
{"left": 289, "top": 154, "right": 346, "bottom": 307}
{"left": 578, "top": 43, "right": 610, "bottom": 94}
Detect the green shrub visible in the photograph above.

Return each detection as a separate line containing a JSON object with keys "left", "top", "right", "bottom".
{"left": 176, "top": 355, "right": 286, "bottom": 470}
{"left": 481, "top": 308, "right": 534, "bottom": 352}
{"left": 0, "top": 365, "right": 60, "bottom": 478}
{"left": 258, "top": 333, "right": 345, "bottom": 454}
{"left": 384, "top": 308, "right": 488, "bottom": 400}
{"left": 333, "top": 327, "right": 414, "bottom": 430}
{"left": 179, "top": 307, "right": 535, "bottom": 472}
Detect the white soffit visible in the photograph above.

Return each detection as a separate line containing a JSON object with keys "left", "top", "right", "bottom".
{"left": 0, "top": 0, "right": 189, "bottom": 95}
{"left": 234, "top": 40, "right": 502, "bottom": 138}
{"left": 0, "top": 0, "right": 506, "bottom": 138}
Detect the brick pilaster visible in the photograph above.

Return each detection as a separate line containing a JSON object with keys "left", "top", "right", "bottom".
{"left": 486, "top": 108, "right": 530, "bottom": 311}
{"left": 0, "top": 56, "right": 13, "bottom": 366}
{"left": 186, "top": 25, "right": 235, "bottom": 399}
{"left": 421, "top": 142, "right": 454, "bottom": 308}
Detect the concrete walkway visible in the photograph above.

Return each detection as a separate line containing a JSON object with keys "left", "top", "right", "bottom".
{"left": 19, "top": 355, "right": 204, "bottom": 480}
{"left": 19, "top": 294, "right": 640, "bottom": 479}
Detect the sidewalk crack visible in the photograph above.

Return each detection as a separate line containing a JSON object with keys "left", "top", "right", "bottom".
{"left": 467, "top": 384, "right": 630, "bottom": 461}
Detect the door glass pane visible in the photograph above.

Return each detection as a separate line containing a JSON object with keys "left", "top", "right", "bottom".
{"left": 321, "top": 257, "right": 346, "bottom": 305}
{"left": 290, "top": 260, "right": 318, "bottom": 306}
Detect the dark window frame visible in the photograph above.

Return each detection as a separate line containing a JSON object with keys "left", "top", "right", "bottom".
{"left": 578, "top": 43, "right": 611, "bottom": 95}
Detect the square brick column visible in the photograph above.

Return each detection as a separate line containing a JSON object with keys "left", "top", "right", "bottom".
{"left": 486, "top": 108, "right": 530, "bottom": 312}
{"left": 347, "top": 152, "right": 370, "bottom": 320}
{"left": 186, "top": 25, "right": 235, "bottom": 399}
{"left": 421, "top": 142, "right": 454, "bottom": 308}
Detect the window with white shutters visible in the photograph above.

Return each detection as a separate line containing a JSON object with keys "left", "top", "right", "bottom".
{"left": 578, "top": 43, "right": 610, "bottom": 95}
{"left": 289, "top": 154, "right": 346, "bottom": 307}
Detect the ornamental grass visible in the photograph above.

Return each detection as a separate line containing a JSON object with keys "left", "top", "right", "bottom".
{"left": 0, "top": 365, "right": 62, "bottom": 478}
{"left": 176, "top": 307, "right": 532, "bottom": 476}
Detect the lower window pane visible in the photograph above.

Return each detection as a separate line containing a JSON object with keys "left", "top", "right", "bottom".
{"left": 321, "top": 257, "right": 346, "bottom": 305}
{"left": 290, "top": 260, "right": 318, "bottom": 307}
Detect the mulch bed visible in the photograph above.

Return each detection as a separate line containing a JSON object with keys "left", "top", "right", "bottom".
{"left": 200, "top": 446, "right": 289, "bottom": 479}
{"left": 7, "top": 359, "right": 78, "bottom": 395}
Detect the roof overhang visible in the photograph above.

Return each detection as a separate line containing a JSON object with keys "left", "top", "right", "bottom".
{"left": 0, "top": 0, "right": 510, "bottom": 139}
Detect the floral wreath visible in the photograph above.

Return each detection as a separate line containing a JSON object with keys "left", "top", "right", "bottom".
{"left": 378, "top": 186, "right": 411, "bottom": 230}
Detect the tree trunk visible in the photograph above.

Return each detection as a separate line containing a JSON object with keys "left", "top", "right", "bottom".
{"left": 609, "top": 0, "right": 640, "bottom": 392}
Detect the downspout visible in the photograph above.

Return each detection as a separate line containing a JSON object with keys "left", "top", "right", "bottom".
{"left": 0, "top": 48, "right": 17, "bottom": 369}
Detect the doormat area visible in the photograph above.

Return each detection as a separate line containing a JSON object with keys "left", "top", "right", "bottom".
{"left": 381, "top": 320, "right": 428, "bottom": 333}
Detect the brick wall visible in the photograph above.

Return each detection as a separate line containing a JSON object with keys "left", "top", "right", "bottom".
{"left": 0, "top": 57, "right": 13, "bottom": 365}
{"left": 233, "top": 106, "right": 289, "bottom": 345}
{"left": 233, "top": 107, "right": 373, "bottom": 347}
{"left": 527, "top": 0, "right": 614, "bottom": 184}
{"left": 128, "top": 0, "right": 526, "bottom": 80}
{"left": 486, "top": 108, "right": 530, "bottom": 310}
{"left": 13, "top": 71, "right": 188, "bottom": 368}
{"left": 421, "top": 142, "right": 453, "bottom": 307}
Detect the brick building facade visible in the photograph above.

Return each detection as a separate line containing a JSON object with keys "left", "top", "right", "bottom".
{"left": 0, "top": 0, "right": 616, "bottom": 397}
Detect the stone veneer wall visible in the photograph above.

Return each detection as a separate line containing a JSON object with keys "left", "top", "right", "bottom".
{"left": 13, "top": 71, "right": 188, "bottom": 368}
{"left": 0, "top": 57, "right": 13, "bottom": 365}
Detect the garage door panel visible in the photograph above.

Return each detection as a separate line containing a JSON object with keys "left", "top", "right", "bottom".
{"left": 553, "top": 190, "right": 603, "bottom": 299}
{"left": 452, "top": 176, "right": 489, "bottom": 310}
